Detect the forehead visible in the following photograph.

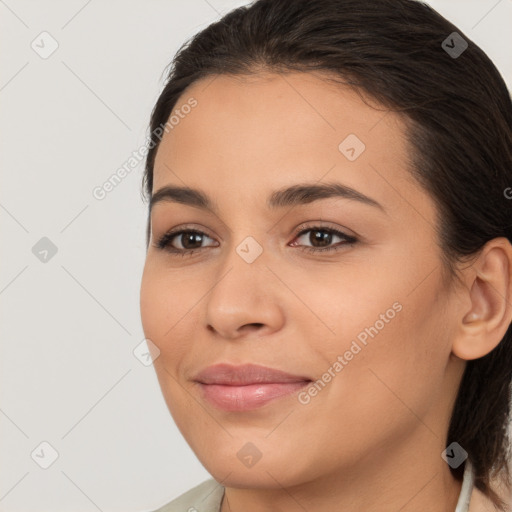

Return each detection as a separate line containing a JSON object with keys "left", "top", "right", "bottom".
{"left": 152, "top": 71, "right": 417, "bottom": 214}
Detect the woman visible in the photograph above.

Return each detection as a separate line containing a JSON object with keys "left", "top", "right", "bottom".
{"left": 139, "top": 0, "right": 512, "bottom": 510}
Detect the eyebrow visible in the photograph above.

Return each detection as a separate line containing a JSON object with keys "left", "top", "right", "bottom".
{"left": 149, "top": 181, "right": 386, "bottom": 215}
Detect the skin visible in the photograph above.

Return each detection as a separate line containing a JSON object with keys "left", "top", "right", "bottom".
{"left": 139, "top": 71, "right": 512, "bottom": 512}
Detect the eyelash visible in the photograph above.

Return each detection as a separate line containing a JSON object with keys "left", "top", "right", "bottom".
{"left": 154, "top": 224, "right": 357, "bottom": 258}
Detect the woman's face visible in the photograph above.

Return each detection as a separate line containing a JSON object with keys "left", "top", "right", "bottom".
{"left": 140, "top": 71, "right": 465, "bottom": 489}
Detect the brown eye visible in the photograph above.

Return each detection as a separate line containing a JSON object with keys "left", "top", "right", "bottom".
{"left": 156, "top": 229, "right": 217, "bottom": 256}
{"left": 291, "top": 226, "right": 357, "bottom": 254}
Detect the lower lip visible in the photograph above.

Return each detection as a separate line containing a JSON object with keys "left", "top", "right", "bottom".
{"left": 197, "top": 381, "right": 310, "bottom": 411}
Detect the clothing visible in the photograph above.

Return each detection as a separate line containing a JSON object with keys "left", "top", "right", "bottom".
{"left": 152, "top": 478, "right": 224, "bottom": 512}
{"left": 153, "top": 459, "right": 475, "bottom": 512}
{"left": 456, "top": 459, "right": 475, "bottom": 512}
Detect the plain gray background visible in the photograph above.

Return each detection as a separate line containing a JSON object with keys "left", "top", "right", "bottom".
{"left": 1, "top": 1, "right": 511, "bottom": 510}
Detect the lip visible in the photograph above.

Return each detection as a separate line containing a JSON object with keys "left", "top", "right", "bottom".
{"left": 193, "top": 363, "right": 312, "bottom": 411}
{"left": 193, "top": 363, "right": 312, "bottom": 385}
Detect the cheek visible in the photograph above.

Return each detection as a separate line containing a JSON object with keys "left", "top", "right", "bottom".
{"left": 140, "top": 265, "right": 199, "bottom": 421}
{"left": 140, "top": 262, "right": 201, "bottom": 346}
{"left": 139, "top": 261, "right": 218, "bottom": 416}
{"left": 329, "top": 276, "right": 452, "bottom": 425}
{"left": 298, "top": 298, "right": 448, "bottom": 472}
{"left": 140, "top": 265, "right": 167, "bottom": 344}
{"left": 140, "top": 265, "right": 189, "bottom": 384}
{"left": 312, "top": 259, "right": 452, "bottom": 421}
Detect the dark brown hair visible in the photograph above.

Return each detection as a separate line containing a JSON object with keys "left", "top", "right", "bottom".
{"left": 141, "top": 0, "right": 512, "bottom": 508}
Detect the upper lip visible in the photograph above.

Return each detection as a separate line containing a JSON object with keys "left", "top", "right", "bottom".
{"left": 193, "top": 363, "right": 312, "bottom": 386}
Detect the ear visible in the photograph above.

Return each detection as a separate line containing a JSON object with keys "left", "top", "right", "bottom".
{"left": 451, "top": 237, "right": 512, "bottom": 361}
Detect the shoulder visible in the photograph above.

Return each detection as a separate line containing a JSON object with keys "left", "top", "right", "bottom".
{"left": 151, "top": 478, "right": 225, "bottom": 512}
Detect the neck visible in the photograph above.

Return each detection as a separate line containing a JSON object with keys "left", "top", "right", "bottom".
{"left": 220, "top": 428, "right": 463, "bottom": 512}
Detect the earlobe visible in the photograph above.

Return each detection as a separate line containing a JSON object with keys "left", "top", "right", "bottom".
{"left": 452, "top": 237, "right": 512, "bottom": 361}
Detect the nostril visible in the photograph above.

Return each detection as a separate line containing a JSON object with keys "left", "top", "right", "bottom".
{"left": 241, "top": 323, "right": 265, "bottom": 333}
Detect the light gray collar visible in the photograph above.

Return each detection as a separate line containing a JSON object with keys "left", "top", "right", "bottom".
{"left": 455, "top": 459, "right": 475, "bottom": 512}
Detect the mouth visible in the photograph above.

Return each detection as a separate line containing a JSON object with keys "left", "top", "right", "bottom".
{"left": 196, "top": 381, "right": 312, "bottom": 411}
{"left": 193, "top": 363, "right": 313, "bottom": 411}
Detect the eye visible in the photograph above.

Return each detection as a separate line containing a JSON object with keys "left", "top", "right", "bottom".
{"left": 154, "top": 224, "right": 357, "bottom": 257}
{"left": 155, "top": 227, "right": 218, "bottom": 257}
{"left": 290, "top": 225, "right": 357, "bottom": 254}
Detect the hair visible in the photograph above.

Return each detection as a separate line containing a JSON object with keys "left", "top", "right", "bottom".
{"left": 141, "top": 0, "right": 512, "bottom": 508}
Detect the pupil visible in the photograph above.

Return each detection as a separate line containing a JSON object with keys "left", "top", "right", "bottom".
{"left": 312, "top": 230, "right": 331, "bottom": 247}
{"left": 183, "top": 233, "right": 202, "bottom": 249}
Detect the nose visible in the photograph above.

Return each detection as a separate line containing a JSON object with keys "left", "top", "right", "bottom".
{"left": 207, "top": 321, "right": 265, "bottom": 337}
{"left": 203, "top": 251, "right": 285, "bottom": 340}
